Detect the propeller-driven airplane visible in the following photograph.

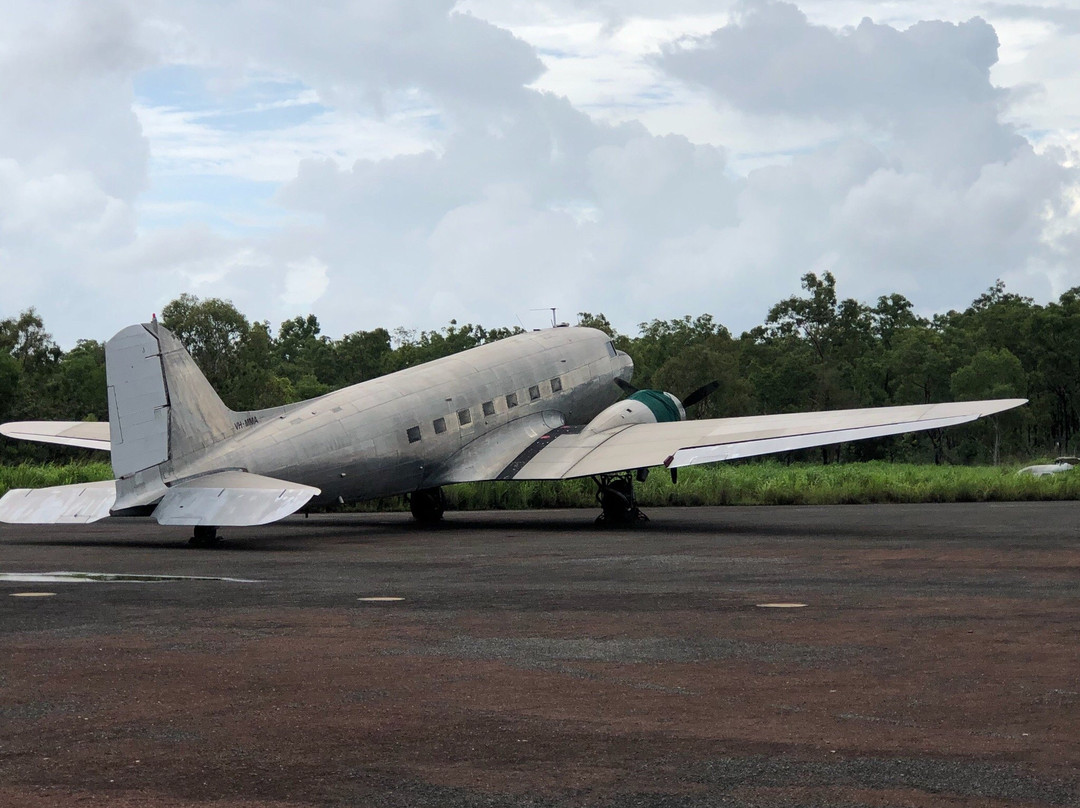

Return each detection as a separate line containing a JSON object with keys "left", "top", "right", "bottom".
{"left": 0, "top": 320, "right": 1024, "bottom": 544}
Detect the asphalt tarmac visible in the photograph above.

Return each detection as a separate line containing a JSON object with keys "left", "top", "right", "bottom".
{"left": 2, "top": 503, "right": 1079, "bottom": 807}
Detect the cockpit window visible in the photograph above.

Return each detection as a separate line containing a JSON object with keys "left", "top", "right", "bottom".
{"left": 606, "top": 340, "right": 617, "bottom": 358}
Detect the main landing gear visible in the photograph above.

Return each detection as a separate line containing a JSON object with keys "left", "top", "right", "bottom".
{"left": 410, "top": 487, "right": 445, "bottom": 524}
{"left": 189, "top": 525, "right": 221, "bottom": 547}
{"left": 594, "top": 471, "right": 649, "bottom": 526}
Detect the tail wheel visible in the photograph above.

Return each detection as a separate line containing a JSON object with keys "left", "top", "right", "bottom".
{"left": 410, "top": 487, "right": 445, "bottom": 524}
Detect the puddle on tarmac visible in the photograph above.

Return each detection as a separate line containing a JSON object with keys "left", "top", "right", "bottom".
{"left": 756, "top": 602, "right": 808, "bottom": 608}
{"left": 0, "top": 572, "right": 259, "bottom": 584}
{"left": 358, "top": 597, "right": 404, "bottom": 602}
{"left": 9, "top": 592, "right": 56, "bottom": 597}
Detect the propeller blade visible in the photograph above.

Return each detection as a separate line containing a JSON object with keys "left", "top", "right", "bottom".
{"left": 682, "top": 381, "right": 719, "bottom": 408}
{"left": 614, "top": 378, "right": 639, "bottom": 395}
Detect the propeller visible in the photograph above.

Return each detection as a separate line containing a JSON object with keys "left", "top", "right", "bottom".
{"left": 615, "top": 377, "right": 719, "bottom": 409}
{"left": 682, "top": 381, "right": 720, "bottom": 409}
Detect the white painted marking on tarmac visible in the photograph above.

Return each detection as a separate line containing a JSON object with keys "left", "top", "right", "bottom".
{"left": 10, "top": 592, "right": 56, "bottom": 597}
{"left": 0, "top": 572, "right": 258, "bottom": 584}
{"left": 756, "top": 602, "right": 807, "bottom": 608}
{"left": 358, "top": 597, "right": 404, "bottom": 602}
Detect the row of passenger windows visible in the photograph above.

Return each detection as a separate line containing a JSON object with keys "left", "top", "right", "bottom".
{"left": 406, "top": 376, "right": 565, "bottom": 443}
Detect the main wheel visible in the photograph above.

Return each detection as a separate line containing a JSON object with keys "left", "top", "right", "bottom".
{"left": 410, "top": 487, "right": 445, "bottom": 524}
{"left": 598, "top": 478, "right": 637, "bottom": 524}
{"left": 189, "top": 525, "right": 220, "bottom": 547}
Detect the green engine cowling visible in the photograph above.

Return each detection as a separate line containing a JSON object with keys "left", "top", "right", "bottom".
{"left": 627, "top": 390, "right": 684, "bottom": 422}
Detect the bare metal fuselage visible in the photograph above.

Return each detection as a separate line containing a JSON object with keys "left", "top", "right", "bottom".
{"left": 169, "top": 327, "right": 633, "bottom": 504}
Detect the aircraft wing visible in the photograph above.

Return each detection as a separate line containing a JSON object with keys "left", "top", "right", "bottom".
{"left": 483, "top": 399, "right": 1026, "bottom": 481}
{"left": 0, "top": 421, "right": 111, "bottom": 451}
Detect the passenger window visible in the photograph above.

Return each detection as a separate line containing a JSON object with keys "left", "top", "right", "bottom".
{"left": 433, "top": 417, "right": 446, "bottom": 434}
{"left": 506, "top": 392, "right": 518, "bottom": 408}
{"left": 482, "top": 400, "right": 495, "bottom": 417}
{"left": 529, "top": 385, "right": 540, "bottom": 401}
{"left": 458, "top": 408, "right": 472, "bottom": 426}
{"left": 550, "top": 376, "right": 562, "bottom": 393}
{"left": 407, "top": 426, "right": 421, "bottom": 443}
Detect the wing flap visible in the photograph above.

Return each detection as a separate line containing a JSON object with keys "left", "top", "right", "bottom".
{"left": 0, "top": 481, "right": 116, "bottom": 524}
{"left": 0, "top": 421, "right": 111, "bottom": 451}
{"left": 507, "top": 399, "right": 1026, "bottom": 479}
{"left": 429, "top": 411, "right": 567, "bottom": 485}
{"left": 152, "top": 471, "right": 321, "bottom": 527}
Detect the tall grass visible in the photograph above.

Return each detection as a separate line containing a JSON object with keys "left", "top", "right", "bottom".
{"left": 0, "top": 462, "right": 113, "bottom": 497}
{"left": 443, "top": 461, "right": 1080, "bottom": 509}
{"left": 2, "top": 460, "right": 1077, "bottom": 508}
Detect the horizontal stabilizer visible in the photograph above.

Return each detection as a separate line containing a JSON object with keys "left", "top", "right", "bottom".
{"left": 152, "top": 471, "right": 321, "bottom": 527}
{"left": 0, "top": 481, "right": 116, "bottom": 524}
{"left": 0, "top": 421, "right": 111, "bottom": 451}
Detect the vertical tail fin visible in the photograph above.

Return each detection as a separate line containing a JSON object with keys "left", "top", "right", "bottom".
{"left": 105, "top": 321, "right": 235, "bottom": 479}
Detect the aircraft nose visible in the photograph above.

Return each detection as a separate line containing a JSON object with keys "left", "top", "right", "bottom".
{"left": 615, "top": 350, "right": 634, "bottom": 382}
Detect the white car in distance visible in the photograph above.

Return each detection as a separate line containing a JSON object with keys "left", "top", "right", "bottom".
{"left": 1017, "top": 457, "right": 1080, "bottom": 477}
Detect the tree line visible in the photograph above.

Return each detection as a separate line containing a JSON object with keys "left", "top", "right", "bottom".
{"left": 2, "top": 275, "right": 1076, "bottom": 465}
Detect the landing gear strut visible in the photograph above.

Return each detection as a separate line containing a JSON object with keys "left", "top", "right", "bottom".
{"left": 410, "top": 487, "right": 445, "bottom": 524}
{"left": 594, "top": 472, "right": 648, "bottom": 525}
{"left": 189, "top": 525, "right": 220, "bottom": 547}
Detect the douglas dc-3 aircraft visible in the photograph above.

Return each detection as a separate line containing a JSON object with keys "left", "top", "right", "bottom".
{"left": 0, "top": 319, "right": 1024, "bottom": 544}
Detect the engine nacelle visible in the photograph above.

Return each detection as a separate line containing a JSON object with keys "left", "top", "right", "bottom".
{"left": 584, "top": 390, "right": 685, "bottom": 434}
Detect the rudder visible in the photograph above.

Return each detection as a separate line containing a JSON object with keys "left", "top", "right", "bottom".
{"left": 105, "top": 321, "right": 235, "bottom": 479}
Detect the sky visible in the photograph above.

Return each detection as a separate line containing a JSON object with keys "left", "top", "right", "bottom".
{"left": 1, "top": 0, "right": 1078, "bottom": 346}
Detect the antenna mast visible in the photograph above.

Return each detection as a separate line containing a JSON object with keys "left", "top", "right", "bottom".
{"left": 530, "top": 307, "right": 558, "bottom": 328}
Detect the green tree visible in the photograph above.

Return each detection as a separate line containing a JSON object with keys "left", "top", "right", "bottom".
{"left": 275, "top": 314, "right": 334, "bottom": 396}
{"left": 230, "top": 322, "right": 295, "bottom": 410}
{"left": 630, "top": 315, "right": 727, "bottom": 389}
{"left": 0, "top": 309, "right": 62, "bottom": 368}
{"left": 333, "top": 328, "right": 394, "bottom": 386}
{"left": 0, "top": 352, "right": 19, "bottom": 420}
{"left": 389, "top": 321, "right": 521, "bottom": 372}
{"left": 53, "top": 340, "right": 107, "bottom": 421}
{"left": 950, "top": 348, "right": 1027, "bottom": 464}
{"left": 759, "top": 272, "right": 873, "bottom": 410}
{"left": 0, "top": 309, "right": 62, "bottom": 421}
{"left": 161, "top": 294, "right": 251, "bottom": 400}
{"left": 1029, "top": 289, "right": 1080, "bottom": 453}
{"left": 576, "top": 312, "right": 619, "bottom": 338}
{"left": 651, "top": 336, "right": 753, "bottom": 419}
